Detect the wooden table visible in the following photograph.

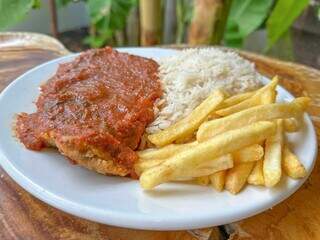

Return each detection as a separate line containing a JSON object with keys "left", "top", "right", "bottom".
{"left": 0, "top": 32, "right": 320, "bottom": 240}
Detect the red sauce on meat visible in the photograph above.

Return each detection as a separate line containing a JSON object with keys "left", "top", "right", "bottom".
{"left": 16, "top": 47, "right": 162, "bottom": 175}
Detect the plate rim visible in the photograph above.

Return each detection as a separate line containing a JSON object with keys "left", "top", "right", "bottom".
{"left": 0, "top": 47, "right": 317, "bottom": 230}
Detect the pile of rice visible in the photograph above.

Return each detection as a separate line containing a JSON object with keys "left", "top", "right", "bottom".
{"left": 146, "top": 48, "right": 262, "bottom": 134}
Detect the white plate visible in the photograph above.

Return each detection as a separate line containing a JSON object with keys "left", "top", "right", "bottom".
{"left": 0, "top": 48, "right": 317, "bottom": 230}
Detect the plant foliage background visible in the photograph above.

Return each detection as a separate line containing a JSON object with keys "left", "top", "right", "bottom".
{"left": 0, "top": 0, "right": 310, "bottom": 50}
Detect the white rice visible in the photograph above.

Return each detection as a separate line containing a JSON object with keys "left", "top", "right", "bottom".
{"left": 146, "top": 48, "right": 262, "bottom": 134}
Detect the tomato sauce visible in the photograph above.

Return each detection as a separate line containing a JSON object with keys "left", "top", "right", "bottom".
{"left": 16, "top": 47, "right": 162, "bottom": 174}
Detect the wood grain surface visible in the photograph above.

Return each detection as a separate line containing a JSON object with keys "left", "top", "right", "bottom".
{"left": 0, "top": 33, "right": 320, "bottom": 240}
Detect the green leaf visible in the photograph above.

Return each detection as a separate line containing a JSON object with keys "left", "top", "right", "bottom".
{"left": 86, "top": 0, "right": 136, "bottom": 47}
{"left": 176, "top": 0, "right": 193, "bottom": 43}
{"left": 84, "top": 35, "right": 107, "bottom": 48}
{"left": 0, "top": 0, "right": 34, "bottom": 30}
{"left": 266, "top": 0, "right": 309, "bottom": 50}
{"left": 224, "top": 0, "right": 273, "bottom": 48}
{"left": 87, "top": 0, "right": 112, "bottom": 24}
{"left": 32, "top": 0, "right": 41, "bottom": 8}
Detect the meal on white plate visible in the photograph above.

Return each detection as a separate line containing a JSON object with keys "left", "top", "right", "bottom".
{"left": 15, "top": 47, "right": 309, "bottom": 194}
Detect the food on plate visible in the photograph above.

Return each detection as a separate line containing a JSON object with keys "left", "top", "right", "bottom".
{"left": 210, "top": 170, "right": 226, "bottom": 192}
{"left": 140, "top": 121, "right": 276, "bottom": 189}
{"left": 197, "top": 95, "right": 309, "bottom": 142}
{"left": 177, "top": 154, "right": 233, "bottom": 179}
{"left": 195, "top": 176, "right": 211, "bottom": 186}
{"left": 137, "top": 144, "right": 263, "bottom": 174}
{"left": 15, "top": 47, "right": 310, "bottom": 195}
{"left": 283, "top": 118, "right": 300, "bottom": 132}
{"left": 247, "top": 159, "right": 265, "bottom": 185}
{"left": 263, "top": 119, "right": 284, "bottom": 187}
{"left": 15, "top": 47, "right": 162, "bottom": 177}
{"left": 218, "top": 91, "right": 255, "bottom": 109}
{"left": 225, "top": 162, "right": 255, "bottom": 194}
{"left": 146, "top": 48, "right": 261, "bottom": 134}
{"left": 233, "top": 144, "right": 264, "bottom": 163}
{"left": 16, "top": 47, "right": 262, "bottom": 178}
{"left": 148, "top": 89, "right": 225, "bottom": 147}
{"left": 215, "top": 76, "right": 278, "bottom": 116}
{"left": 282, "top": 145, "right": 307, "bottom": 178}
{"left": 138, "top": 76, "right": 310, "bottom": 194}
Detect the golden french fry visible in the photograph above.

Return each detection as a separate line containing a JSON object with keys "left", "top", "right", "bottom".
{"left": 216, "top": 76, "right": 278, "bottom": 116}
{"left": 137, "top": 153, "right": 233, "bottom": 178}
{"left": 195, "top": 176, "right": 210, "bottom": 186}
{"left": 197, "top": 97, "right": 310, "bottom": 142}
{"left": 248, "top": 159, "right": 265, "bottom": 185}
{"left": 140, "top": 121, "right": 276, "bottom": 189}
{"left": 282, "top": 145, "right": 307, "bottom": 178}
{"left": 139, "top": 141, "right": 260, "bottom": 161}
{"left": 148, "top": 90, "right": 225, "bottom": 147}
{"left": 137, "top": 141, "right": 197, "bottom": 160}
{"left": 283, "top": 118, "right": 301, "bottom": 132}
{"left": 174, "top": 134, "right": 196, "bottom": 144}
{"left": 233, "top": 144, "right": 264, "bottom": 163}
{"left": 137, "top": 144, "right": 260, "bottom": 174}
{"left": 263, "top": 119, "right": 284, "bottom": 187}
{"left": 207, "top": 112, "right": 221, "bottom": 121}
{"left": 219, "top": 91, "right": 255, "bottom": 109}
{"left": 210, "top": 170, "right": 226, "bottom": 192}
{"left": 135, "top": 159, "right": 163, "bottom": 176}
{"left": 137, "top": 154, "right": 233, "bottom": 178}
{"left": 261, "top": 89, "right": 277, "bottom": 104}
{"left": 225, "top": 162, "right": 255, "bottom": 194}
{"left": 182, "top": 154, "right": 233, "bottom": 178}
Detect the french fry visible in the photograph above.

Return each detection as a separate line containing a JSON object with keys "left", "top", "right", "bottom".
{"left": 195, "top": 176, "right": 210, "bottom": 186}
{"left": 215, "top": 77, "right": 278, "bottom": 116}
{"left": 210, "top": 170, "right": 226, "bottom": 192}
{"left": 174, "top": 134, "right": 196, "bottom": 144}
{"left": 135, "top": 159, "right": 164, "bottom": 176}
{"left": 136, "top": 144, "right": 259, "bottom": 174}
{"left": 233, "top": 144, "right": 264, "bottom": 163}
{"left": 148, "top": 90, "right": 225, "bottom": 147}
{"left": 140, "top": 121, "right": 276, "bottom": 189}
{"left": 137, "top": 141, "right": 197, "bottom": 160}
{"left": 137, "top": 153, "right": 233, "bottom": 178}
{"left": 248, "top": 159, "right": 265, "bottom": 185}
{"left": 282, "top": 145, "right": 307, "bottom": 178}
{"left": 225, "top": 162, "right": 255, "bottom": 194}
{"left": 219, "top": 91, "right": 255, "bottom": 109}
{"left": 139, "top": 142, "right": 260, "bottom": 162}
{"left": 284, "top": 118, "right": 301, "bottom": 132}
{"left": 180, "top": 154, "right": 233, "bottom": 178}
{"left": 263, "top": 119, "right": 284, "bottom": 187}
{"left": 197, "top": 97, "right": 310, "bottom": 142}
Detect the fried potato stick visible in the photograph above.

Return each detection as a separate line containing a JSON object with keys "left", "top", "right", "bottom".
{"left": 282, "top": 145, "right": 307, "bottom": 178}
{"left": 263, "top": 119, "right": 284, "bottom": 187}
{"left": 233, "top": 144, "right": 264, "bottom": 163}
{"left": 284, "top": 118, "right": 301, "bottom": 132}
{"left": 210, "top": 170, "right": 226, "bottom": 192}
{"left": 225, "top": 162, "right": 255, "bottom": 194}
{"left": 219, "top": 91, "right": 255, "bottom": 109}
{"left": 148, "top": 89, "right": 225, "bottom": 147}
{"left": 248, "top": 159, "right": 265, "bottom": 185}
{"left": 216, "top": 76, "right": 278, "bottom": 116}
{"left": 137, "top": 141, "right": 197, "bottom": 160}
{"left": 140, "top": 121, "right": 276, "bottom": 189}
{"left": 137, "top": 144, "right": 262, "bottom": 174}
{"left": 197, "top": 97, "right": 310, "bottom": 142}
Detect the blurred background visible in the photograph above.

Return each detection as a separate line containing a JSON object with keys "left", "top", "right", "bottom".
{"left": 0, "top": 0, "right": 319, "bottom": 69}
